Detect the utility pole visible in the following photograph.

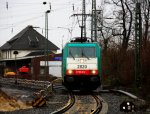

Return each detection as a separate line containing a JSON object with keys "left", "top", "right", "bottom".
{"left": 46, "top": 10, "right": 50, "bottom": 79}
{"left": 72, "top": 0, "right": 100, "bottom": 42}
{"left": 82, "top": 0, "right": 86, "bottom": 39}
{"left": 43, "top": 2, "right": 51, "bottom": 79}
{"left": 91, "top": 0, "right": 97, "bottom": 42}
{"left": 13, "top": 51, "right": 18, "bottom": 84}
{"left": 72, "top": 0, "right": 91, "bottom": 40}
{"left": 135, "top": 2, "right": 142, "bottom": 87}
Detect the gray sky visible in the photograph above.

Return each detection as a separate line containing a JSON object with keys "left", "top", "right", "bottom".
{"left": 0, "top": 0, "right": 102, "bottom": 50}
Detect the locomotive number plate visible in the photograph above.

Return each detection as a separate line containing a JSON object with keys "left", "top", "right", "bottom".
{"left": 77, "top": 65, "right": 87, "bottom": 69}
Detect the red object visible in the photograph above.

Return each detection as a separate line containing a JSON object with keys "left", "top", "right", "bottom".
{"left": 19, "top": 66, "right": 29, "bottom": 73}
{"left": 66, "top": 69, "right": 98, "bottom": 76}
{"left": 75, "top": 70, "right": 90, "bottom": 75}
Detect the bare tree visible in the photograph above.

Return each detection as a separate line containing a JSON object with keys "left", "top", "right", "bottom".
{"left": 142, "top": 0, "right": 150, "bottom": 48}
{"left": 99, "top": 25, "right": 112, "bottom": 52}
{"left": 114, "top": 0, "right": 133, "bottom": 51}
{"left": 103, "top": 0, "right": 134, "bottom": 51}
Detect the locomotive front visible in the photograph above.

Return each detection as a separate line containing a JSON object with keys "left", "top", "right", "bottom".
{"left": 62, "top": 40, "right": 101, "bottom": 90}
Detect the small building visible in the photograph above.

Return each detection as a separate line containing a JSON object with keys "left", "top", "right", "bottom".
{"left": 0, "top": 25, "right": 59, "bottom": 59}
{"left": 0, "top": 25, "right": 60, "bottom": 80}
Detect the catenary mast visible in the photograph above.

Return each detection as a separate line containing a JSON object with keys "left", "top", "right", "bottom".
{"left": 91, "top": 0, "right": 97, "bottom": 42}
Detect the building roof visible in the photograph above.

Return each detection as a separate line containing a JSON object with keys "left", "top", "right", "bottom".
{"left": 0, "top": 25, "right": 59, "bottom": 51}
{"left": 25, "top": 50, "right": 54, "bottom": 57}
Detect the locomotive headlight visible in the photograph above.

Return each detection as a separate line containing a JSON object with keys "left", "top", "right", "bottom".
{"left": 67, "top": 70, "right": 73, "bottom": 75}
{"left": 80, "top": 59, "right": 84, "bottom": 63}
{"left": 92, "top": 70, "right": 96, "bottom": 74}
{"left": 68, "top": 70, "right": 73, "bottom": 74}
{"left": 91, "top": 70, "right": 98, "bottom": 75}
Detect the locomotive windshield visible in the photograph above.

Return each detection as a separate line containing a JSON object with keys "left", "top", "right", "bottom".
{"left": 69, "top": 47, "right": 96, "bottom": 58}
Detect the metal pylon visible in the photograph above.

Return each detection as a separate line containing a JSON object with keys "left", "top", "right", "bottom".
{"left": 135, "top": 3, "right": 142, "bottom": 87}
{"left": 82, "top": 0, "right": 86, "bottom": 38}
{"left": 91, "top": 0, "right": 97, "bottom": 42}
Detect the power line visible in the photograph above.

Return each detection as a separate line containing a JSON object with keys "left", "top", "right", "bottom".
{"left": 0, "top": 15, "right": 43, "bottom": 31}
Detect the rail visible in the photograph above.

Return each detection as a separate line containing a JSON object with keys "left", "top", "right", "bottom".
{"left": 51, "top": 91, "right": 75, "bottom": 114}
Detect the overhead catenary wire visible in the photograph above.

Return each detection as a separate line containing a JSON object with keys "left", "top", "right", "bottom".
{"left": 0, "top": 0, "right": 83, "bottom": 22}
{"left": 0, "top": 0, "right": 92, "bottom": 47}
{"left": 0, "top": 2, "right": 74, "bottom": 21}
{"left": 0, "top": 15, "right": 44, "bottom": 31}
{"left": 0, "top": 11, "right": 44, "bottom": 20}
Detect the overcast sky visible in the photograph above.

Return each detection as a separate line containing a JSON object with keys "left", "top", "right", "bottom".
{"left": 0, "top": 0, "right": 103, "bottom": 50}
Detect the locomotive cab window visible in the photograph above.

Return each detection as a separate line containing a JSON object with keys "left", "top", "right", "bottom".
{"left": 68, "top": 47, "right": 96, "bottom": 58}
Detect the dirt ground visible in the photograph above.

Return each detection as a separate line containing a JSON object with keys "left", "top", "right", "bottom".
{"left": 0, "top": 89, "right": 32, "bottom": 112}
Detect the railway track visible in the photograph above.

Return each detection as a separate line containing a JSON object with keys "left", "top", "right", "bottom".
{"left": 52, "top": 84, "right": 146, "bottom": 114}
{"left": 0, "top": 78, "right": 147, "bottom": 114}
{"left": 51, "top": 79, "right": 103, "bottom": 114}
{"left": 92, "top": 94, "right": 102, "bottom": 114}
{"left": 0, "top": 77, "right": 51, "bottom": 89}
{"left": 51, "top": 89, "right": 103, "bottom": 114}
{"left": 51, "top": 91, "right": 75, "bottom": 114}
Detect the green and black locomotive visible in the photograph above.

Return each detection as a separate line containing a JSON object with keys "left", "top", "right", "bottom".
{"left": 62, "top": 37, "right": 102, "bottom": 90}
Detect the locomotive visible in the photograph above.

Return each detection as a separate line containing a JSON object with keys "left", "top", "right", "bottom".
{"left": 62, "top": 37, "right": 102, "bottom": 90}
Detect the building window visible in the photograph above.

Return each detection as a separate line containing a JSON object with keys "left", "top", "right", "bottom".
{"left": 28, "top": 36, "right": 39, "bottom": 48}
{"left": 40, "top": 66, "right": 45, "bottom": 75}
